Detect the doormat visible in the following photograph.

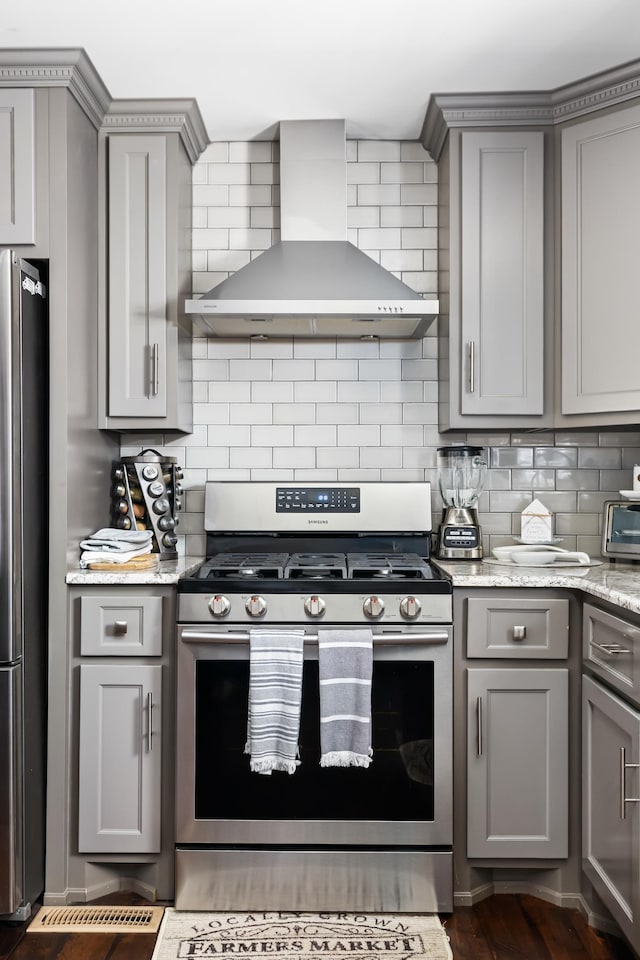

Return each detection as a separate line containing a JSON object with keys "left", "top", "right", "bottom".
{"left": 151, "top": 911, "right": 453, "bottom": 960}
{"left": 28, "top": 904, "right": 165, "bottom": 934}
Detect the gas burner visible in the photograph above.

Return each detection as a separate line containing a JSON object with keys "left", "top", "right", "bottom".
{"left": 197, "top": 553, "right": 288, "bottom": 579}
{"left": 347, "top": 553, "right": 432, "bottom": 580}
{"left": 285, "top": 553, "right": 348, "bottom": 580}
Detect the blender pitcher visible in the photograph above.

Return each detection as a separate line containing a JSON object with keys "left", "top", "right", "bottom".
{"left": 436, "top": 445, "right": 487, "bottom": 559}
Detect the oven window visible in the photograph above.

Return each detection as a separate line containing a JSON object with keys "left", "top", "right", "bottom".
{"left": 195, "top": 660, "right": 435, "bottom": 821}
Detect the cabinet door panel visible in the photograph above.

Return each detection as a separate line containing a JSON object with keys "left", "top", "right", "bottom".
{"left": 78, "top": 664, "right": 162, "bottom": 853}
{"left": 467, "top": 667, "right": 568, "bottom": 858}
{"left": 108, "top": 134, "right": 167, "bottom": 417}
{"left": 461, "top": 131, "right": 544, "bottom": 416}
{"left": 0, "top": 90, "right": 35, "bottom": 244}
{"left": 582, "top": 675, "right": 640, "bottom": 952}
{"left": 562, "top": 105, "right": 640, "bottom": 414}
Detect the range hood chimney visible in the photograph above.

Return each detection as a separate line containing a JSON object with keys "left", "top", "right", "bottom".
{"left": 185, "top": 120, "right": 438, "bottom": 339}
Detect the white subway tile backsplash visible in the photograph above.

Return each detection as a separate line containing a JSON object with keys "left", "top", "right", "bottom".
{"left": 295, "top": 382, "right": 337, "bottom": 403}
{"left": 359, "top": 359, "right": 402, "bottom": 381}
{"left": 358, "top": 141, "right": 401, "bottom": 162}
{"left": 208, "top": 162, "right": 250, "bottom": 184}
{"left": 338, "top": 381, "right": 380, "bottom": 402}
{"left": 229, "top": 228, "right": 272, "bottom": 249}
{"left": 347, "top": 163, "right": 382, "bottom": 185}
{"left": 273, "top": 447, "right": 316, "bottom": 468}
{"left": 316, "top": 402, "right": 358, "bottom": 424}
{"left": 293, "top": 424, "right": 337, "bottom": 446}
{"left": 193, "top": 184, "right": 229, "bottom": 206}
{"left": 317, "top": 447, "right": 359, "bottom": 469}
{"left": 229, "top": 183, "right": 273, "bottom": 206}
{"left": 337, "top": 425, "right": 381, "bottom": 446}
{"left": 193, "top": 403, "right": 230, "bottom": 425}
{"left": 357, "top": 228, "right": 401, "bottom": 250}
{"left": 230, "top": 447, "right": 273, "bottom": 468}
{"left": 293, "top": 340, "right": 337, "bottom": 359}
{"left": 361, "top": 446, "right": 402, "bottom": 468}
{"left": 200, "top": 143, "right": 229, "bottom": 163}
{"left": 229, "top": 359, "right": 272, "bottom": 380}
{"left": 347, "top": 206, "right": 380, "bottom": 228}
{"left": 400, "top": 183, "right": 438, "bottom": 205}
{"left": 381, "top": 162, "right": 425, "bottom": 183}
{"left": 249, "top": 340, "right": 293, "bottom": 359}
{"left": 381, "top": 205, "right": 424, "bottom": 227}
{"left": 360, "top": 403, "right": 403, "bottom": 424}
{"left": 402, "top": 403, "right": 438, "bottom": 424}
{"left": 273, "top": 403, "right": 315, "bottom": 424}
{"left": 250, "top": 424, "right": 294, "bottom": 446}
{"left": 192, "top": 359, "right": 229, "bottom": 381}
{"left": 402, "top": 227, "right": 438, "bottom": 249}
{"left": 230, "top": 403, "right": 272, "bottom": 424}
{"left": 400, "top": 142, "right": 432, "bottom": 161}
{"left": 357, "top": 184, "right": 400, "bottom": 206}
{"left": 229, "top": 141, "right": 272, "bottom": 163}
{"left": 315, "top": 359, "right": 359, "bottom": 381}
{"left": 381, "top": 381, "right": 423, "bottom": 402}
{"left": 208, "top": 381, "right": 250, "bottom": 402}
{"left": 207, "top": 424, "right": 251, "bottom": 446}
{"left": 337, "top": 340, "right": 379, "bottom": 359}
{"left": 251, "top": 162, "right": 278, "bottom": 184}
{"left": 273, "top": 359, "right": 315, "bottom": 380}
{"left": 381, "top": 424, "right": 424, "bottom": 446}
{"left": 252, "top": 381, "right": 294, "bottom": 403}
{"left": 207, "top": 206, "right": 250, "bottom": 228}
{"left": 380, "top": 249, "right": 424, "bottom": 272}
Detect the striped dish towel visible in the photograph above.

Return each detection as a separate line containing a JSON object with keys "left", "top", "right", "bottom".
{"left": 318, "top": 628, "right": 373, "bottom": 768}
{"left": 245, "top": 629, "right": 305, "bottom": 775}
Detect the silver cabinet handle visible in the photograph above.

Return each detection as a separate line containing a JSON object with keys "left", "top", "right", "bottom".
{"left": 180, "top": 630, "right": 450, "bottom": 645}
{"left": 468, "top": 341, "right": 475, "bottom": 394}
{"left": 150, "top": 343, "right": 159, "bottom": 396}
{"left": 620, "top": 746, "right": 640, "bottom": 819}
{"left": 591, "top": 640, "right": 632, "bottom": 656}
{"left": 476, "top": 696, "right": 483, "bottom": 757}
{"left": 512, "top": 625, "right": 527, "bottom": 641}
{"left": 114, "top": 620, "right": 128, "bottom": 636}
{"left": 147, "top": 691, "right": 154, "bottom": 752}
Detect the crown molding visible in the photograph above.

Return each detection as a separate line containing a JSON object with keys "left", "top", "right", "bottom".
{"left": 0, "top": 48, "right": 111, "bottom": 128}
{"left": 103, "top": 98, "right": 209, "bottom": 163}
{"left": 423, "top": 58, "right": 640, "bottom": 159}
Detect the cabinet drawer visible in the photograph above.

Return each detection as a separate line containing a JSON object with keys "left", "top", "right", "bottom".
{"left": 583, "top": 602, "right": 640, "bottom": 706}
{"left": 467, "top": 597, "right": 569, "bottom": 658}
{"left": 80, "top": 596, "right": 163, "bottom": 656}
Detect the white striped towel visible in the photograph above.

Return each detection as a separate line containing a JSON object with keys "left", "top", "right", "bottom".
{"left": 245, "top": 629, "right": 305, "bottom": 775}
{"left": 318, "top": 628, "right": 373, "bottom": 768}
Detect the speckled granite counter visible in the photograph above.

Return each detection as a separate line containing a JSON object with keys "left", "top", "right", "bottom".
{"left": 435, "top": 558, "right": 640, "bottom": 615}
{"left": 66, "top": 555, "right": 203, "bottom": 586}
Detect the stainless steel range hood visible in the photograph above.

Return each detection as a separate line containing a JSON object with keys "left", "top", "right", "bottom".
{"left": 186, "top": 120, "right": 438, "bottom": 339}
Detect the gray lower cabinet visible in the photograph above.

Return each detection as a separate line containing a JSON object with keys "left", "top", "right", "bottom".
{"left": 78, "top": 662, "right": 162, "bottom": 854}
{"left": 561, "top": 103, "right": 640, "bottom": 420}
{"left": 467, "top": 667, "right": 569, "bottom": 858}
{"left": 0, "top": 89, "right": 35, "bottom": 244}
{"left": 582, "top": 674, "right": 640, "bottom": 953}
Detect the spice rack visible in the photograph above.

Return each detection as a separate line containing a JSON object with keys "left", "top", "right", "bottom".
{"left": 110, "top": 449, "right": 183, "bottom": 558}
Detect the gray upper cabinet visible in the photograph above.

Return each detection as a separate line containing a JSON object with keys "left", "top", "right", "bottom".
{"left": 561, "top": 104, "right": 640, "bottom": 419}
{"left": 99, "top": 101, "right": 208, "bottom": 433}
{"left": 459, "top": 131, "right": 545, "bottom": 418}
{"left": 422, "top": 99, "right": 553, "bottom": 431}
{"left": 0, "top": 89, "right": 35, "bottom": 244}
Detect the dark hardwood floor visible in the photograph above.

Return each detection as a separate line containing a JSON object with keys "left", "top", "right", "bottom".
{"left": 0, "top": 893, "right": 635, "bottom": 960}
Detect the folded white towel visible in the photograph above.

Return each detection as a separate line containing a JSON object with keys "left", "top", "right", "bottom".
{"left": 245, "top": 629, "right": 305, "bottom": 775}
{"left": 79, "top": 544, "right": 153, "bottom": 568}
{"left": 80, "top": 527, "right": 153, "bottom": 553}
{"left": 318, "top": 628, "right": 373, "bottom": 768}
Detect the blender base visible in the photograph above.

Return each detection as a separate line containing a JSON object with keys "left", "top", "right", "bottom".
{"left": 436, "top": 507, "right": 483, "bottom": 560}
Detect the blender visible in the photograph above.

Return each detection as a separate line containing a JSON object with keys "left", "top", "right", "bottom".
{"left": 436, "top": 445, "right": 487, "bottom": 559}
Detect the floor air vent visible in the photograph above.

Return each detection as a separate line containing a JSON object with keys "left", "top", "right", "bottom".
{"left": 28, "top": 904, "right": 165, "bottom": 934}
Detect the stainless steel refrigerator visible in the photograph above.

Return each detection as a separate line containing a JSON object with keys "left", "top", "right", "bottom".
{"left": 0, "top": 250, "right": 48, "bottom": 920}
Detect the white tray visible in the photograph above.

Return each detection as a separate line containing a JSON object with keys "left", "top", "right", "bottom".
{"left": 484, "top": 557, "right": 603, "bottom": 569}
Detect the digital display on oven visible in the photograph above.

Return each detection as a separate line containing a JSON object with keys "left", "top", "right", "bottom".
{"left": 276, "top": 487, "right": 361, "bottom": 513}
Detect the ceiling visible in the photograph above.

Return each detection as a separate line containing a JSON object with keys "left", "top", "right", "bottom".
{"left": 2, "top": 0, "right": 640, "bottom": 143}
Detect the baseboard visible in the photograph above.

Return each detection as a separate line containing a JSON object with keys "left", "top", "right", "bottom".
{"left": 42, "top": 877, "right": 158, "bottom": 906}
{"left": 454, "top": 880, "right": 607, "bottom": 922}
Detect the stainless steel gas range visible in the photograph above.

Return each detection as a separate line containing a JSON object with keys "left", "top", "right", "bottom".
{"left": 176, "top": 481, "right": 453, "bottom": 913}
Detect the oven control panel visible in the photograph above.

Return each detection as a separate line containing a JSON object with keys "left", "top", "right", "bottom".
{"left": 276, "top": 487, "right": 360, "bottom": 513}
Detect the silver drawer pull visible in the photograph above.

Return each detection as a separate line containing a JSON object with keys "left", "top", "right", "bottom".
{"left": 147, "top": 692, "right": 154, "bottom": 752}
{"left": 620, "top": 747, "right": 640, "bottom": 819}
{"left": 512, "top": 625, "right": 527, "bottom": 641}
{"left": 476, "top": 696, "right": 483, "bottom": 757}
{"left": 114, "top": 620, "right": 128, "bottom": 636}
{"left": 468, "top": 341, "right": 475, "bottom": 394}
{"left": 591, "top": 640, "right": 631, "bottom": 656}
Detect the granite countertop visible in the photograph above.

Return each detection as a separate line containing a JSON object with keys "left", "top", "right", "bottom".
{"left": 66, "top": 555, "right": 203, "bottom": 586}
{"left": 435, "top": 558, "right": 640, "bottom": 616}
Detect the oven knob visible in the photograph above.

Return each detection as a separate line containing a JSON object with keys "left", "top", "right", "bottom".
{"left": 304, "top": 595, "right": 326, "bottom": 618}
{"left": 246, "top": 595, "right": 267, "bottom": 618}
{"left": 208, "top": 595, "right": 231, "bottom": 618}
{"left": 363, "top": 595, "right": 385, "bottom": 619}
{"left": 400, "top": 596, "right": 422, "bottom": 620}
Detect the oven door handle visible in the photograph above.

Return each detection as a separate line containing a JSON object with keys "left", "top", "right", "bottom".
{"left": 179, "top": 629, "right": 450, "bottom": 645}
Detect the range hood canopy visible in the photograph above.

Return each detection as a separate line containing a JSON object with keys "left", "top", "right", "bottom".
{"left": 186, "top": 120, "right": 438, "bottom": 339}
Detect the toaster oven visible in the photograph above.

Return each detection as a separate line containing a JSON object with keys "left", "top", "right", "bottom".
{"left": 602, "top": 499, "right": 640, "bottom": 560}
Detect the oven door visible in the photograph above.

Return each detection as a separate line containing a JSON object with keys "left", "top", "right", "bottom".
{"left": 176, "top": 624, "right": 452, "bottom": 847}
